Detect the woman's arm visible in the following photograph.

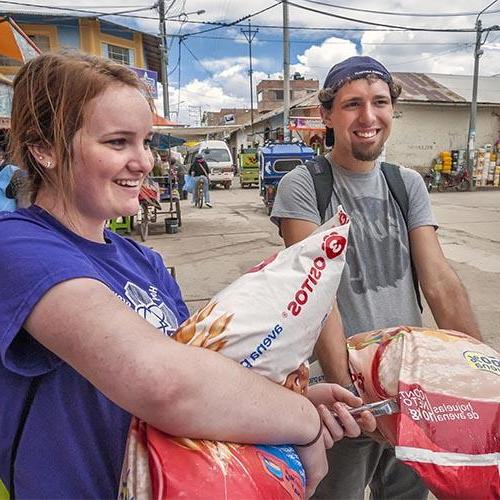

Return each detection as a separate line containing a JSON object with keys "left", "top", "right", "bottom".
{"left": 25, "top": 277, "right": 323, "bottom": 445}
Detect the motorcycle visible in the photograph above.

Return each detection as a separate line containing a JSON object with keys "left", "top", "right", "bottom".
{"left": 424, "top": 166, "right": 471, "bottom": 193}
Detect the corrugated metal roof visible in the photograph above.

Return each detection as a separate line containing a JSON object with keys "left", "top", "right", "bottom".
{"left": 393, "top": 72, "right": 466, "bottom": 103}
{"left": 426, "top": 73, "right": 500, "bottom": 104}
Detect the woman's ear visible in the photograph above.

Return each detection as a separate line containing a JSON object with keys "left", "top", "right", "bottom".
{"left": 28, "top": 144, "right": 56, "bottom": 170}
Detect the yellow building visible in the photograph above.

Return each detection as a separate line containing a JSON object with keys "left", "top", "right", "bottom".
{"left": 0, "top": 11, "right": 161, "bottom": 80}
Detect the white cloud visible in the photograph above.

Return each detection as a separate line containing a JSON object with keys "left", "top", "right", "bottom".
{"left": 290, "top": 37, "right": 358, "bottom": 81}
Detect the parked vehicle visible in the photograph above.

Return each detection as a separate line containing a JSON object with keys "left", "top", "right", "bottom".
{"left": 259, "top": 142, "right": 315, "bottom": 215}
{"left": 238, "top": 148, "right": 259, "bottom": 188}
{"left": 424, "top": 165, "right": 471, "bottom": 192}
{"left": 184, "top": 140, "right": 234, "bottom": 189}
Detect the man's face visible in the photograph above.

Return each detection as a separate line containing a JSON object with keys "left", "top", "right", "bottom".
{"left": 321, "top": 77, "right": 393, "bottom": 164}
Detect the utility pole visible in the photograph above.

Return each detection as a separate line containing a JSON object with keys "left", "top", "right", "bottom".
{"left": 283, "top": 0, "right": 291, "bottom": 142}
{"left": 465, "top": 20, "right": 483, "bottom": 190}
{"left": 158, "top": 0, "right": 170, "bottom": 119}
{"left": 241, "top": 20, "right": 258, "bottom": 144}
{"left": 465, "top": 0, "right": 500, "bottom": 190}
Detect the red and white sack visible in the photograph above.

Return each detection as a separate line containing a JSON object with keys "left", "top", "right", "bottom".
{"left": 119, "top": 207, "right": 351, "bottom": 499}
{"left": 347, "top": 326, "right": 500, "bottom": 499}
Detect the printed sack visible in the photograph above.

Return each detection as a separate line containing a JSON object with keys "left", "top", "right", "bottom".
{"left": 346, "top": 326, "right": 500, "bottom": 499}
{"left": 119, "top": 207, "right": 350, "bottom": 500}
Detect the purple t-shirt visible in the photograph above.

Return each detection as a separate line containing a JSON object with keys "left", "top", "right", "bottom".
{"left": 0, "top": 206, "right": 189, "bottom": 498}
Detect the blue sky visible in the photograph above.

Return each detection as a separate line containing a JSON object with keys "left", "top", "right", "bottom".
{"left": 2, "top": 0, "right": 500, "bottom": 123}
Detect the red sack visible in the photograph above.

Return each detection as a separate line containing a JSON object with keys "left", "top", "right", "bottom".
{"left": 347, "top": 326, "right": 500, "bottom": 499}
{"left": 120, "top": 419, "right": 304, "bottom": 499}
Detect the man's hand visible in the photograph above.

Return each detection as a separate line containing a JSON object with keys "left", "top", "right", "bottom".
{"left": 307, "top": 383, "right": 377, "bottom": 445}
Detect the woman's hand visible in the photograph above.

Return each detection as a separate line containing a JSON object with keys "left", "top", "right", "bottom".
{"left": 295, "top": 430, "right": 329, "bottom": 499}
{"left": 306, "top": 383, "right": 377, "bottom": 447}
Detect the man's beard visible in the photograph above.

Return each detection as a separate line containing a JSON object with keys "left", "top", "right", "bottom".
{"left": 352, "top": 139, "right": 385, "bottom": 162}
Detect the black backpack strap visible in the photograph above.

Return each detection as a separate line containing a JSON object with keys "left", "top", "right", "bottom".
{"left": 10, "top": 375, "right": 42, "bottom": 499}
{"left": 305, "top": 156, "right": 334, "bottom": 224}
{"left": 381, "top": 162, "right": 423, "bottom": 313}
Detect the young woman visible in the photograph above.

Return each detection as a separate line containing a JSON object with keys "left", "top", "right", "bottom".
{"left": 0, "top": 53, "right": 375, "bottom": 498}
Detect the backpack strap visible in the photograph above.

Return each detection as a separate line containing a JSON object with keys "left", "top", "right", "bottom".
{"left": 305, "top": 156, "right": 333, "bottom": 224}
{"left": 381, "top": 162, "right": 423, "bottom": 313}
{"left": 10, "top": 375, "right": 42, "bottom": 499}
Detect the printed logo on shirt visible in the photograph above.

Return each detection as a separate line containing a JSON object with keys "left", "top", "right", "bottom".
{"left": 335, "top": 187, "right": 410, "bottom": 294}
{"left": 124, "top": 281, "right": 179, "bottom": 335}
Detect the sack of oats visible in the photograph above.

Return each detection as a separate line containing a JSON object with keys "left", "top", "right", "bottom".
{"left": 118, "top": 207, "right": 350, "bottom": 500}
{"left": 346, "top": 326, "right": 500, "bottom": 500}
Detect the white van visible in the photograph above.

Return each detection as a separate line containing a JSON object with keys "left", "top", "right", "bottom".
{"left": 185, "top": 140, "right": 234, "bottom": 189}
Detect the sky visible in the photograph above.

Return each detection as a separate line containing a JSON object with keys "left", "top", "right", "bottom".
{"left": 2, "top": 0, "right": 500, "bottom": 124}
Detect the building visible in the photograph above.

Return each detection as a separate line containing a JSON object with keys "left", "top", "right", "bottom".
{"left": 256, "top": 74, "right": 319, "bottom": 114}
{"left": 202, "top": 108, "right": 252, "bottom": 127}
{"left": 0, "top": 10, "right": 161, "bottom": 85}
{"left": 229, "top": 72, "right": 500, "bottom": 172}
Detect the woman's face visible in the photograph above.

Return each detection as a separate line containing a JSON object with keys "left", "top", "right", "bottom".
{"left": 69, "top": 83, "right": 154, "bottom": 224}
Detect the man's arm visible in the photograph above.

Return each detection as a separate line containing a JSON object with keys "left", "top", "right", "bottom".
{"left": 410, "top": 225, "right": 481, "bottom": 340}
{"left": 280, "top": 218, "right": 351, "bottom": 385}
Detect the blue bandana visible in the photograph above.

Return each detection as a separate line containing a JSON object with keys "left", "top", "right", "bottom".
{"left": 323, "top": 56, "right": 392, "bottom": 91}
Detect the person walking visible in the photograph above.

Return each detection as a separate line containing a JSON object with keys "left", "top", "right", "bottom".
{"left": 271, "top": 55, "right": 481, "bottom": 499}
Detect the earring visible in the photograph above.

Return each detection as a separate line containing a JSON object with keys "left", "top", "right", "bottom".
{"left": 38, "top": 156, "right": 43, "bottom": 160}
{"left": 46, "top": 161, "right": 53, "bottom": 169}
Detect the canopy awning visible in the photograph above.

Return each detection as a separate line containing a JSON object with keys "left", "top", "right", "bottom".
{"left": 0, "top": 17, "right": 40, "bottom": 62}
{"left": 151, "top": 132, "right": 185, "bottom": 150}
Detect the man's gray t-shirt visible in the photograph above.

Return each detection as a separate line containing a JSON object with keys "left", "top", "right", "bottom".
{"left": 271, "top": 158, "right": 437, "bottom": 337}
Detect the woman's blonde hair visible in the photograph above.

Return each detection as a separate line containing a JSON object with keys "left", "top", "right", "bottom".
{"left": 9, "top": 52, "right": 153, "bottom": 205}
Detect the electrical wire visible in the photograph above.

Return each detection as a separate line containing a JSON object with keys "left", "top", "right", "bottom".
{"left": 284, "top": 0, "right": 477, "bottom": 32}
{"left": 167, "top": 32, "right": 471, "bottom": 46}
{"left": 298, "top": 0, "right": 500, "bottom": 18}
{"left": 180, "top": 39, "right": 214, "bottom": 78}
{"left": 185, "top": 2, "right": 279, "bottom": 37}
{"left": 2, "top": 1, "right": 493, "bottom": 34}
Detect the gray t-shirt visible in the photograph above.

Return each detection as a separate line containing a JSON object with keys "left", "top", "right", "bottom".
{"left": 271, "top": 158, "right": 437, "bottom": 337}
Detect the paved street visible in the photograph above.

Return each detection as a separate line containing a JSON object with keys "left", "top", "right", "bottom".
{"left": 138, "top": 184, "right": 500, "bottom": 351}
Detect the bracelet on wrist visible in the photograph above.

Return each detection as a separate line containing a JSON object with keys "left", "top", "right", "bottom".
{"left": 296, "top": 418, "right": 323, "bottom": 448}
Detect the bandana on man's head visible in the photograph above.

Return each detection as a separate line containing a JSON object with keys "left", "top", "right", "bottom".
{"left": 321, "top": 56, "right": 393, "bottom": 147}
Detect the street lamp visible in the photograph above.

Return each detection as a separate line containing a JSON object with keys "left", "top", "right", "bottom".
{"left": 465, "top": 0, "right": 500, "bottom": 190}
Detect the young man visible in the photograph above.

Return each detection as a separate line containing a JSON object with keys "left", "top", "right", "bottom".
{"left": 271, "top": 56, "right": 481, "bottom": 499}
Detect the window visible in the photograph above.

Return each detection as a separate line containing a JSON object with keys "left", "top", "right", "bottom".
{"left": 273, "top": 90, "right": 284, "bottom": 100}
{"left": 273, "top": 159, "right": 303, "bottom": 172}
{"left": 102, "top": 43, "right": 135, "bottom": 66}
{"left": 257, "top": 91, "right": 263, "bottom": 102}
{"left": 202, "top": 148, "right": 231, "bottom": 163}
{"left": 28, "top": 34, "right": 51, "bottom": 52}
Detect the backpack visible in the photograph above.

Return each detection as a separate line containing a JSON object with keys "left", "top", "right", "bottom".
{"left": 305, "top": 156, "right": 423, "bottom": 312}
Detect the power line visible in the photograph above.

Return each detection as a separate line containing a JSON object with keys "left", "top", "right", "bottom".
{"left": 1, "top": 0, "right": 492, "bottom": 33}
{"left": 284, "top": 0, "right": 478, "bottom": 32}
{"left": 169, "top": 33, "right": 472, "bottom": 46}
{"left": 0, "top": 0, "right": 156, "bottom": 17}
{"left": 298, "top": 0, "right": 500, "bottom": 18}
{"left": 184, "top": 3, "right": 279, "bottom": 37}
{"left": 180, "top": 39, "right": 214, "bottom": 79}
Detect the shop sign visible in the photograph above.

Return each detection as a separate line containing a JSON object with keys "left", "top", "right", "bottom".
{"left": 130, "top": 67, "right": 158, "bottom": 98}
{"left": 289, "top": 117, "right": 325, "bottom": 131}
